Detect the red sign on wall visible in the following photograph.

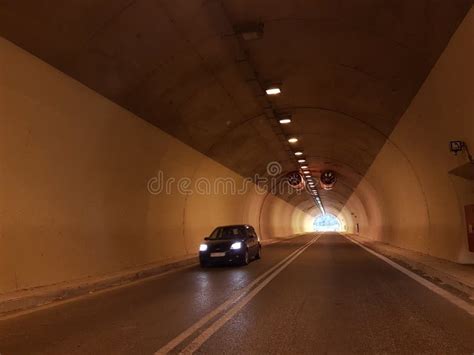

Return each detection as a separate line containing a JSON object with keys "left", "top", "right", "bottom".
{"left": 465, "top": 205, "right": 474, "bottom": 252}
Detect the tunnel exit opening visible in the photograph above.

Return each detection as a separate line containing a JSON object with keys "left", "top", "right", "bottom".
{"left": 313, "top": 214, "right": 342, "bottom": 232}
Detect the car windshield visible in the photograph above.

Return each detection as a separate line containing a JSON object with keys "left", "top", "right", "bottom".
{"left": 208, "top": 226, "right": 248, "bottom": 240}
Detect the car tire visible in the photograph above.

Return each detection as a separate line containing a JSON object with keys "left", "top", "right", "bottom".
{"left": 241, "top": 250, "right": 250, "bottom": 266}
{"left": 255, "top": 246, "right": 261, "bottom": 260}
{"left": 200, "top": 260, "right": 208, "bottom": 268}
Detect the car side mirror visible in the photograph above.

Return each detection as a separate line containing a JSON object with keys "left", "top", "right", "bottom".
{"left": 204, "top": 237, "right": 210, "bottom": 240}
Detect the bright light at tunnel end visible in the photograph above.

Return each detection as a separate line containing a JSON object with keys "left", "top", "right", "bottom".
{"left": 313, "top": 214, "right": 342, "bottom": 232}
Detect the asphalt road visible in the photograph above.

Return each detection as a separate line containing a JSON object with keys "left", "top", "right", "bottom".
{"left": 0, "top": 233, "right": 473, "bottom": 354}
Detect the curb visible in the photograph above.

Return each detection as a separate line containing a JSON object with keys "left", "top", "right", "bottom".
{"left": 0, "top": 236, "right": 296, "bottom": 318}
{"left": 0, "top": 255, "right": 198, "bottom": 317}
{"left": 348, "top": 235, "right": 474, "bottom": 300}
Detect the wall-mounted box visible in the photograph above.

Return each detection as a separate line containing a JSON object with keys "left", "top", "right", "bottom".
{"left": 465, "top": 204, "right": 474, "bottom": 252}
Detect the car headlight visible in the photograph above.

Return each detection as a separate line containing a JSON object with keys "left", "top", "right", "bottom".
{"left": 230, "top": 242, "right": 242, "bottom": 250}
{"left": 199, "top": 244, "right": 208, "bottom": 251}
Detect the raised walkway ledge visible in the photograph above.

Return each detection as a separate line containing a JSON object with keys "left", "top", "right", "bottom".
{"left": 347, "top": 234, "right": 474, "bottom": 303}
{"left": 0, "top": 236, "right": 292, "bottom": 318}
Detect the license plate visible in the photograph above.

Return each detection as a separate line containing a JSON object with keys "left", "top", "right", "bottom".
{"left": 210, "top": 252, "right": 226, "bottom": 257}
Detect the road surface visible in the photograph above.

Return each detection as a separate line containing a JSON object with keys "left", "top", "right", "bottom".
{"left": 0, "top": 233, "right": 473, "bottom": 354}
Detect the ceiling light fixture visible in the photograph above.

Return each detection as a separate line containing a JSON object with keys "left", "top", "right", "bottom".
{"left": 301, "top": 165, "right": 308, "bottom": 169}
{"left": 235, "top": 22, "right": 264, "bottom": 41}
{"left": 266, "top": 87, "right": 281, "bottom": 95}
{"left": 294, "top": 151, "right": 303, "bottom": 156}
{"left": 298, "top": 159, "right": 306, "bottom": 163}
{"left": 279, "top": 118, "right": 291, "bottom": 124}
{"left": 288, "top": 137, "right": 298, "bottom": 143}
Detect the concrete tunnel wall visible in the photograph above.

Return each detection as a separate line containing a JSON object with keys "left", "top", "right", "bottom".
{"left": 0, "top": 37, "right": 313, "bottom": 294}
{"left": 343, "top": 9, "right": 474, "bottom": 264}
{"left": 1, "top": 6, "right": 473, "bottom": 297}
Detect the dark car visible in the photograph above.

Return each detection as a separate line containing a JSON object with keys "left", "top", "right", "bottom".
{"left": 199, "top": 225, "right": 261, "bottom": 267}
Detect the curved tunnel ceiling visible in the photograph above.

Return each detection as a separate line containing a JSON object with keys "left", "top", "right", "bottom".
{"left": 0, "top": 0, "right": 471, "bottom": 212}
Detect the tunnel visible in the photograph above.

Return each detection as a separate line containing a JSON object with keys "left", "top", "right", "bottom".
{"left": 0, "top": 1, "right": 473, "bottom": 354}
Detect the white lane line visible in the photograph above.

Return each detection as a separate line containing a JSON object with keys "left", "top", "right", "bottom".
{"left": 344, "top": 235, "right": 474, "bottom": 316}
{"left": 179, "top": 236, "right": 320, "bottom": 354}
{"left": 155, "top": 235, "right": 319, "bottom": 354}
